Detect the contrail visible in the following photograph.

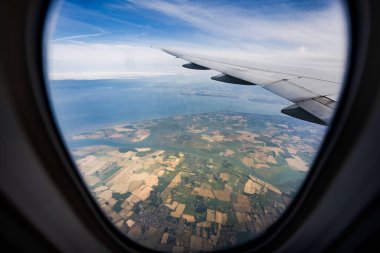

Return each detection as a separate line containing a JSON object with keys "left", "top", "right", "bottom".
{"left": 51, "top": 32, "right": 107, "bottom": 42}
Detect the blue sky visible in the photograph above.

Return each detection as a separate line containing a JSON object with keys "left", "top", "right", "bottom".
{"left": 47, "top": 0, "right": 347, "bottom": 80}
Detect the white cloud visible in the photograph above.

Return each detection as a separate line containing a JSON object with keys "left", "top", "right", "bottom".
{"left": 47, "top": 42, "right": 211, "bottom": 80}
{"left": 49, "top": 71, "right": 175, "bottom": 80}
{"left": 127, "top": 0, "right": 347, "bottom": 52}
{"left": 47, "top": 0, "right": 348, "bottom": 81}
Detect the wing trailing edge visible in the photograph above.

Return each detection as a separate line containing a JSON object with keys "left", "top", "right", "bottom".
{"left": 281, "top": 104, "right": 327, "bottom": 125}
{"left": 160, "top": 48, "right": 340, "bottom": 125}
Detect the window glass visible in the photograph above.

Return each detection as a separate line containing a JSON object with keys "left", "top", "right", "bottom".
{"left": 45, "top": 0, "right": 348, "bottom": 252}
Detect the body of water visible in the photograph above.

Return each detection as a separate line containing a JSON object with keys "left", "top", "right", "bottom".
{"left": 47, "top": 77, "right": 289, "bottom": 136}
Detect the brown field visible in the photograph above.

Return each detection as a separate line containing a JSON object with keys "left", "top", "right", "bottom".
{"left": 109, "top": 133, "right": 124, "bottom": 138}
{"left": 206, "top": 209, "right": 227, "bottom": 225}
{"left": 160, "top": 172, "right": 182, "bottom": 200}
{"left": 250, "top": 147, "right": 284, "bottom": 163}
{"left": 72, "top": 133, "right": 104, "bottom": 140}
{"left": 298, "top": 143, "right": 315, "bottom": 153}
{"left": 241, "top": 157, "right": 255, "bottom": 168}
{"left": 264, "top": 146, "right": 285, "bottom": 156}
{"left": 144, "top": 175, "right": 159, "bottom": 187}
{"left": 219, "top": 172, "right": 229, "bottom": 182}
{"left": 127, "top": 180, "right": 144, "bottom": 192}
{"left": 131, "top": 129, "right": 151, "bottom": 142}
{"left": 233, "top": 203, "right": 251, "bottom": 212}
{"left": 212, "top": 189, "right": 231, "bottom": 202}
{"left": 151, "top": 150, "right": 165, "bottom": 157}
{"left": 277, "top": 134, "right": 289, "bottom": 140}
{"left": 164, "top": 156, "right": 181, "bottom": 171}
{"left": 127, "top": 225, "right": 142, "bottom": 239}
{"left": 287, "top": 146, "right": 298, "bottom": 154}
{"left": 131, "top": 184, "right": 153, "bottom": 201}
{"left": 109, "top": 211, "right": 122, "bottom": 223}
{"left": 98, "top": 189, "right": 113, "bottom": 201}
{"left": 160, "top": 232, "right": 169, "bottom": 244}
{"left": 107, "top": 198, "right": 117, "bottom": 207}
{"left": 234, "top": 194, "right": 251, "bottom": 212}
{"left": 266, "top": 156, "right": 277, "bottom": 164}
{"left": 286, "top": 155, "right": 308, "bottom": 171}
{"left": 196, "top": 221, "right": 211, "bottom": 228}
{"left": 181, "top": 214, "right": 195, "bottom": 223}
{"left": 126, "top": 194, "right": 142, "bottom": 204}
{"left": 191, "top": 187, "right": 215, "bottom": 199}
{"left": 126, "top": 219, "right": 135, "bottom": 228}
{"left": 187, "top": 125, "right": 207, "bottom": 134}
{"left": 244, "top": 179, "right": 262, "bottom": 194}
{"left": 113, "top": 127, "right": 134, "bottom": 132}
{"left": 171, "top": 203, "right": 186, "bottom": 218}
{"left": 223, "top": 149, "right": 235, "bottom": 156}
{"left": 215, "top": 211, "right": 228, "bottom": 225}
{"left": 109, "top": 172, "right": 150, "bottom": 194}
{"left": 165, "top": 201, "right": 179, "bottom": 210}
{"left": 83, "top": 175, "right": 100, "bottom": 186}
{"left": 235, "top": 131, "right": 259, "bottom": 142}
{"left": 72, "top": 145, "right": 109, "bottom": 156}
{"left": 249, "top": 175, "right": 282, "bottom": 195}
{"left": 201, "top": 131, "right": 225, "bottom": 142}
{"left": 235, "top": 212, "right": 252, "bottom": 223}
{"left": 251, "top": 151, "right": 267, "bottom": 164}
{"left": 291, "top": 135, "right": 301, "bottom": 142}
{"left": 169, "top": 172, "right": 182, "bottom": 186}
{"left": 236, "top": 193, "right": 250, "bottom": 204}
{"left": 254, "top": 163, "right": 270, "bottom": 169}
{"left": 115, "top": 219, "right": 125, "bottom": 228}
{"left": 93, "top": 185, "right": 108, "bottom": 192}
{"left": 119, "top": 209, "right": 133, "bottom": 220}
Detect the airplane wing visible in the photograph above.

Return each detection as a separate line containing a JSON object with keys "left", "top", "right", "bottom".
{"left": 161, "top": 48, "right": 342, "bottom": 125}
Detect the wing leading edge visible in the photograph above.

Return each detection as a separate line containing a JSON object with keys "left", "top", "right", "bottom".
{"left": 161, "top": 48, "right": 341, "bottom": 125}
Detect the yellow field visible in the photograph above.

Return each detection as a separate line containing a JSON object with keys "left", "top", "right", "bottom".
{"left": 181, "top": 214, "right": 195, "bottom": 223}
{"left": 286, "top": 155, "right": 308, "bottom": 171}
{"left": 244, "top": 179, "right": 262, "bottom": 194}
{"left": 171, "top": 203, "right": 186, "bottom": 218}
{"left": 165, "top": 200, "right": 179, "bottom": 210}
{"left": 201, "top": 131, "right": 225, "bottom": 142}
{"left": 126, "top": 219, "right": 135, "bottom": 228}
{"left": 135, "top": 147, "right": 151, "bottom": 152}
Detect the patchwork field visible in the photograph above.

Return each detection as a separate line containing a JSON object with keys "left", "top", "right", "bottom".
{"left": 70, "top": 111, "right": 325, "bottom": 252}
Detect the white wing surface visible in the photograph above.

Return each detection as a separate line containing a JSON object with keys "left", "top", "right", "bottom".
{"left": 161, "top": 48, "right": 342, "bottom": 125}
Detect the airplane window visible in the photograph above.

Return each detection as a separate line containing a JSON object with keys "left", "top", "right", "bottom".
{"left": 44, "top": 0, "right": 348, "bottom": 252}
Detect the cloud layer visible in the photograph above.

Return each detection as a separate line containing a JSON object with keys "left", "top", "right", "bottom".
{"left": 47, "top": 0, "right": 348, "bottom": 81}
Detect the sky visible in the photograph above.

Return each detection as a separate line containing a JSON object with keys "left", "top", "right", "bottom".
{"left": 46, "top": 0, "right": 348, "bottom": 80}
